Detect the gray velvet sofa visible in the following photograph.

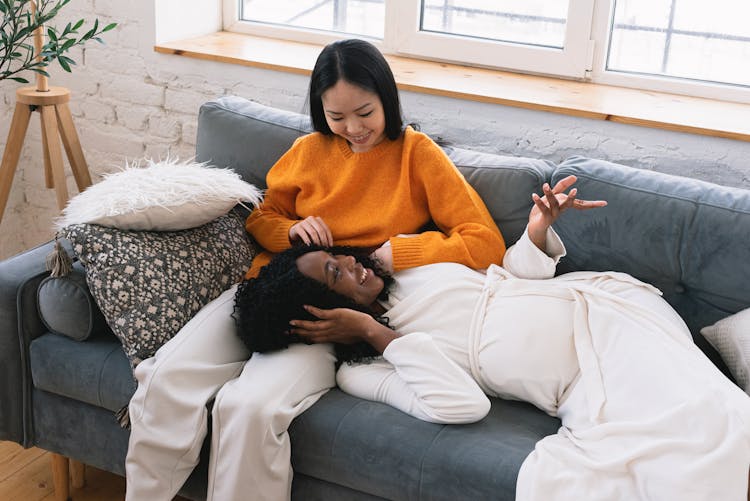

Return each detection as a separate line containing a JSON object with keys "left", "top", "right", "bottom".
{"left": 1, "top": 96, "right": 747, "bottom": 500}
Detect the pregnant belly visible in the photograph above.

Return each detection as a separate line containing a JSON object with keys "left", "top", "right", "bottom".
{"left": 476, "top": 294, "right": 579, "bottom": 416}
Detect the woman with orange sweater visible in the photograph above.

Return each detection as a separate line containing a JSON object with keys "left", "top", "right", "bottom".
{"left": 126, "top": 39, "right": 516, "bottom": 501}
{"left": 244, "top": 60, "right": 505, "bottom": 276}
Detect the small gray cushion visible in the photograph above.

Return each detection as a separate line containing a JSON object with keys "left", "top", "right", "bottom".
{"left": 37, "top": 262, "right": 108, "bottom": 341}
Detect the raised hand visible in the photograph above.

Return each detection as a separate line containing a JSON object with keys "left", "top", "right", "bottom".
{"left": 289, "top": 216, "right": 333, "bottom": 246}
{"left": 528, "top": 175, "right": 607, "bottom": 252}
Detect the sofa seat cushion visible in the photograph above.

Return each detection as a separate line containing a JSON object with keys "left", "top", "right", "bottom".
{"left": 290, "top": 390, "right": 560, "bottom": 501}
{"left": 30, "top": 333, "right": 135, "bottom": 412}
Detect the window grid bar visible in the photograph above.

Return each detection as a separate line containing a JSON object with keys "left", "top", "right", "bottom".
{"left": 441, "top": 0, "right": 453, "bottom": 33}
{"left": 661, "top": 0, "right": 677, "bottom": 73}
{"left": 423, "top": 4, "right": 566, "bottom": 27}
{"left": 612, "top": 23, "right": 750, "bottom": 44}
{"left": 333, "top": 0, "right": 347, "bottom": 31}
{"left": 614, "top": 23, "right": 750, "bottom": 42}
{"left": 285, "top": 1, "right": 330, "bottom": 24}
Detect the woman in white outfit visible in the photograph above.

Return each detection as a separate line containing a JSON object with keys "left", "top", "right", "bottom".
{"left": 235, "top": 202, "right": 750, "bottom": 501}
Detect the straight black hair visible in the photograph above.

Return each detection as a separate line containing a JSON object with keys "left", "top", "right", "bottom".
{"left": 308, "top": 39, "right": 403, "bottom": 140}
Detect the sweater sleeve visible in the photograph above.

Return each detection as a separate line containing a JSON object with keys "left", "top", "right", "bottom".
{"left": 502, "top": 225, "right": 566, "bottom": 279}
{"left": 336, "top": 332, "right": 490, "bottom": 424}
{"left": 389, "top": 133, "right": 506, "bottom": 271}
{"left": 244, "top": 138, "right": 305, "bottom": 253}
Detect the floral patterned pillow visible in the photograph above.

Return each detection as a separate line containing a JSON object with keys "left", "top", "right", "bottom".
{"left": 63, "top": 211, "right": 255, "bottom": 370}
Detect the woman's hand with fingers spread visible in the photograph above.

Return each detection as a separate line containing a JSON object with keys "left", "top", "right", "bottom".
{"left": 527, "top": 175, "right": 607, "bottom": 252}
{"left": 289, "top": 216, "right": 333, "bottom": 246}
{"left": 290, "top": 305, "right": 400, "bottom": 353}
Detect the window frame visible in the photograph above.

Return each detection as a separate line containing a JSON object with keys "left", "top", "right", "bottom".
{"left": 224, "top": 0, "right": 750, "bottom": 104}
{"left": 587, "top": 0, "right": 750, "bottom": 104}
{"left": 384, "top": 1, "right": 596, "bottom": 79}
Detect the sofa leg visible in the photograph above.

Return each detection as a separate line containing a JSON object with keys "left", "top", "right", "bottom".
{"left": 50, "top": 453, "right": 70, "bottom": 501}
{"left": 70, "top": 459, "right": 86, "bottom": 489}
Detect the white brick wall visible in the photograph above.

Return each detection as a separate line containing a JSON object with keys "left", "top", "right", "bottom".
{"left": 1, "top": 0, "right": 749, "bottom": 260}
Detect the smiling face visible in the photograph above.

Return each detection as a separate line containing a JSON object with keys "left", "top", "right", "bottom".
{"left": 296, "top": 250, "right": 385, "bottom": 307}
{"left": 320, "top": 79, "right": 387, "bottom": 153}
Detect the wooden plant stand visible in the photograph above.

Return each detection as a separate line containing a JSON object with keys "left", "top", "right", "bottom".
{"left": 0, "top": 85, "right": 92, "bottom": 225}
{"left": 0, "top": 0, "right": 92, "bottom": 226}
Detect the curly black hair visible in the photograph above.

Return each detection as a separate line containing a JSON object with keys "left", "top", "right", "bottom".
{"left": 233, "top": 244, "right": 394, "bottom": 364}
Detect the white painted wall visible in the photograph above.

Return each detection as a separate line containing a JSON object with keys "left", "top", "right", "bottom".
{"left": 1, "top": 0, "right": 749, "bottom": 260}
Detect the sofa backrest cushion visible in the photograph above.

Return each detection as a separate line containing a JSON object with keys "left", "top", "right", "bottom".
{"left": 551, "top": 156, "right": 750, "bottom": 375}
{"left": 196, "top": 96, "right": 313, "bottom": 191}
{"left": 196, "top": 96, "right": 554, "bottom": 246}
{"left": 446, "top": 146, "right": 554, "bottom": 246}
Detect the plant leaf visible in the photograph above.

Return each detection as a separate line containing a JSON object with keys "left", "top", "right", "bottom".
{"left": 11, "top": 77, "right": 30, "bottom": 83}
{"left": 58, "top": 56, "right": 71, "bottom": 72}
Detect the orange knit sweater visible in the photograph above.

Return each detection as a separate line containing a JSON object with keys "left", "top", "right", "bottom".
{"left": 245, "top": 127, "right": 505, "bottom": 278}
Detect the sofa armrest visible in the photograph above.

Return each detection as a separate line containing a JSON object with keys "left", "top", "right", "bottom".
{"left": 0, "top": 241, "right": 55, "bottom": 445}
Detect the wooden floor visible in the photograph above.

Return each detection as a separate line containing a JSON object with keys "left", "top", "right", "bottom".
{"left": 0, "top": 440, "right": 127, "bottom": 501}
{"left": 0, "top": 441, "right": 194, "bottom": 501}
{"left": 0, "top": 440, "right": 129, "bottom": 500}
{"left": 0, "top": 441, "right": 193, "bottom": 501}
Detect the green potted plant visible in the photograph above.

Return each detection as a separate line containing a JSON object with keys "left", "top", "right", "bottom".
{"left": 1, "top": 0, "right": 116, "bottom": 83}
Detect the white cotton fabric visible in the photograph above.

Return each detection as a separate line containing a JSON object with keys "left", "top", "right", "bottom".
{"left": 56, "top": 158, "right": 263, "bottom": 231}
{"left": 126, "top": 286, "right": 337, "bottom": 501}
{"left": 336, "top": 227, "right": 750, "bottom": 501}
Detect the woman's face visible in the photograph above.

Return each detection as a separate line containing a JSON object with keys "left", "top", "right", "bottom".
{"left": 321, "top": 79, "right": 386, "bottom": 153}
{"left": 296, "top": 250, "right": 385, "bottom": 307}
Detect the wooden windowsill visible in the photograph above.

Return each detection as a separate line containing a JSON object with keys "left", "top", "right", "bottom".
{"left": 155, "top": 31, "right": 750, "bottom": 142}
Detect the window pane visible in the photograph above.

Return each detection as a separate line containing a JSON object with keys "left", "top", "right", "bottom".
{"left": 608, "top": 29, "right": 666, "bottom": 74}
{"left": 608, "top": 0, "right": 750, "bottom": 87}
{"left": 420, "top": 0, "right": 568, "bottom": 49}
{"left": 668, "top": 35, "right": 750, "bottom": 86}
{"left": 612, "top": 0, "right": 671, "bottom": 29}
{"left": 240, "top": 0, "right": 384, "bottom": 39}
{"left": 673, "top": 0, "right": 750, "bottom": 38}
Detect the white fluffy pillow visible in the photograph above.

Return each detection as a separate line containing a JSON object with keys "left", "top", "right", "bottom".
{"left": 701, "top": 307, "right": 750, "bottom": 393}
{"left": 56, "top": 158, "right": 263, "bottom": 231}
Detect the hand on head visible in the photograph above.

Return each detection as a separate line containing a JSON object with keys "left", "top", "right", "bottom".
{"left": 527, "top": 175, "right": 607, "bottom": 251}
{"left": 289, "top": 305, "right": 375, "bottom": 345}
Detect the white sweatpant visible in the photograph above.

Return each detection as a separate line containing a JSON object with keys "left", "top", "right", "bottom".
{"left": 125, "top": 285, "right": 337, "bottom": 501}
